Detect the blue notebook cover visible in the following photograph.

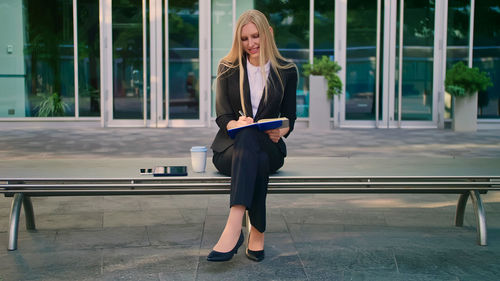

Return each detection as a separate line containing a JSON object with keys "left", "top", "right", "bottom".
{"left": 227, "top": 118, "right": 288, "bottom": 139}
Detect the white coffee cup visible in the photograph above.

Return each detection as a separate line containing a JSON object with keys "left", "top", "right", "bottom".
{"left": 190, "top": 146, "right": 207, "bottom": 173}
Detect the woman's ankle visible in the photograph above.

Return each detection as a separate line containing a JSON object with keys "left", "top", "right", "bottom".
{"left": 248, "top": 227, "right": 264, "bottom": 251}
{"left": 212, "top": 205, "right": 246, "bottom": 252}
{"left": 213, "top": 225, "right": 242, "bottom": 252}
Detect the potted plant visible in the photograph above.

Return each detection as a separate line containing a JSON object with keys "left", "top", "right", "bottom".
{"left": 35, "top": 92, "right": 70, "bottom": 117}
{"left": 303, "top": 56, "right": 342, "bottom": 130}
{"left": 445, "top": 61, "right": 492, "bottom": 132}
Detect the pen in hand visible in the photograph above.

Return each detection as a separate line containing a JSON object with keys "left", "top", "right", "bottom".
{"left": 237, "top": 110, "right": 253, "bottom": 125}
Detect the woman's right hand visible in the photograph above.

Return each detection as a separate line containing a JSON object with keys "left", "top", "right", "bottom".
{"left": 227, "top": 116, "right": 254, "bottom": 130}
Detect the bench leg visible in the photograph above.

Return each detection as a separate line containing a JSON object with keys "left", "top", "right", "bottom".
{"left": 8, "top": 193, "right": 24, "bottom": 251}
{"left": 23, "top": 196, "right": 36, "bottom": 231}
{"left": 454, "top": 192, "right": 469, "bottom": 227}
{"left": 454, "top": 191, "right": 488, "bottom": 246}
{"left": 470, "top": 190, "right": 487, "bottom": 246}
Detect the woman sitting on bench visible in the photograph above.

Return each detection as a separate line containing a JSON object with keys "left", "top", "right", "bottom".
{"left": 208, "top": 9, "right": 298, "bottom": 262}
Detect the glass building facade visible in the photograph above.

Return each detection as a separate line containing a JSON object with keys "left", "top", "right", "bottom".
{"left": 0, "top": 0, "right": 498, "bottom": 129}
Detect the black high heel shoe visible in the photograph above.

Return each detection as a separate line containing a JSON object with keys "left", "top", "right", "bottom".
{"left": 207, "top": 231, "right": 244, "bottom": 262}
{"left": 246, "top": 248, "right": 265, "bottom": 262}
{"left": 246, "top": 232, "right": 265, "bottom": 262}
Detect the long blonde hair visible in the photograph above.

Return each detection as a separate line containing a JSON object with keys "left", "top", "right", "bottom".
{"left": 217, "top": 9, "right": 295, "bottom": 116}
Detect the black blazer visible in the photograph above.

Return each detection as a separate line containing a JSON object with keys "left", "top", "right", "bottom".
{"left": 211, "top": 57, "right": 298, "bottom": 156}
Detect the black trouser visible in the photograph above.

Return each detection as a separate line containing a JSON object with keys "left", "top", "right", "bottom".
{"left": 212, "top": 127, "right": 285, "bottom": 233}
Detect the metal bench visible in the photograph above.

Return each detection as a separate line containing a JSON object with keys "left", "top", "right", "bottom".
{"left": 1, "top": 157, "right": 499, "bottom": 251}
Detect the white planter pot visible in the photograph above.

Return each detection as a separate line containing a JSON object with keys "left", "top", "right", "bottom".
{"left": 308, "top": 75, "right": 331, "bottom": 130}
{"left": 453, "top": 92, "right": 478, "bottom": 132}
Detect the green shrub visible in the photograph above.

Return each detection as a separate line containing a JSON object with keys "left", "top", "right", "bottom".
{"left": 445, "top": 61, "right": 492, "bottom": 97}
{"left": 303, "top": 56, "right": 343, "bottom": 99}
{"left": 35, "top": 93, "right": 70, "bottom": 117}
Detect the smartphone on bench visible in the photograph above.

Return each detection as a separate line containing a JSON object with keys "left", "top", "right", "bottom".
{"left": 152, "top": 166, "right": 188, "bottom": 176}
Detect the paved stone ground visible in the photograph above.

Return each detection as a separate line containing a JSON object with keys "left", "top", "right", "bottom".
{"left": 0, "top": 126, "right": 500, "bottom": 280}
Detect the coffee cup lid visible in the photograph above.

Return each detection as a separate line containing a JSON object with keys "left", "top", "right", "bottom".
{"left": 190, "top": 146, "right": 207, "bottom": 152}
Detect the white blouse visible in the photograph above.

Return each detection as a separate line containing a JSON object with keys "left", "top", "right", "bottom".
{"left": 246, "top": 59, "right": 270, "bottom": 117}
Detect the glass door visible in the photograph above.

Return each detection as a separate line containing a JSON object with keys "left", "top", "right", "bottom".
{"left": 339, "top": 0, "right": 442, "bottom": 128}
{"left": 103, "top": 0, "right": 148, "bottom": 127}
{"left": 341, "top": 0, "right": 382, "bottom": 127}
{"left": 393, "top": 0, "right": 438, "bottom": 127}
{"left": 102, "top": 0, "right": 206, "bottom": 127}
{"left": 167, "top": 0, "right": 207, "bottom": 127}
{"left": 111, "top": 0, "right": 148, "bottom": 125}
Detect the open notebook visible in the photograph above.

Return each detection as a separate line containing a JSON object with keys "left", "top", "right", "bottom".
{"left": 227, "top": 117, "right": 289, "bottom": 139}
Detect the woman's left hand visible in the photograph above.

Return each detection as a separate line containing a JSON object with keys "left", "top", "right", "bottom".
{"left": 265, "top": 127, "right": 290, "bottom": 143}
{"left": 265, "top": 129, "right": 281, "bottom": 143}
{"left": 265, "top": 128, "right": 288, "bottom": 143}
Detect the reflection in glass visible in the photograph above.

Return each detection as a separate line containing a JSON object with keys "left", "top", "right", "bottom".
{"left": 211, "top": 0, "right": 232, "bottom": 118}
{"left": 396, "top": 0, "right": 434, "bottom": 121}
{"left": 314, "top": 0, "right": 334, "bottom": 59}
{"left": 474, "top": 1, "right": 500, "bottom": 119}
{"left": 112, "top": 0, "right": 144, "bottom": 119}
{"left": 78, "top": 0, "right": 100, "bottom": 117}
{"left": 314, "top": 0, "right": 335, "bottom": 118}
{"left": 346, "top": 0, "right": 378, "bottom": 120}
{"left": 169, "top": 0, "right": 199, "bottom": 119}
{"left": 255, "top": 0, "right": 310, "bottom": 117}
{"left": 23, "top": 0, "right": 75, "bottom": 117}
{"left": 445, "top": 0, "right": 470, "bottom": 120}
